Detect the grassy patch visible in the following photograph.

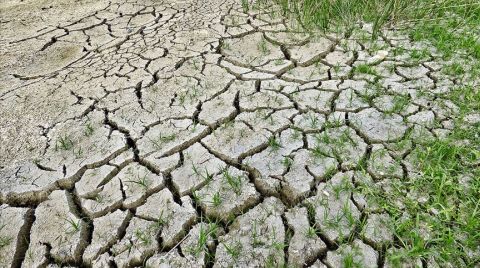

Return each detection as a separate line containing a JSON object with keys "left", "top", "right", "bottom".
{"left": 272, "top": 0, "right": 480, "bottom": 58}
{"left": 355, "top": 64, "right": 377, "bottom": 76}
{"left": 357, "top": 85, "right": 479, "bottom": 265}
{"left": 410, "top": 15, "right": 480, "bottom": 59}
{"left": 260, "top": 0, "right": 480, "bottom": 265}
{"left": 392, "top": 126, "right": 479, "bottom": 265}
{"left": 251, "top": 0, "right": 480, "bottom": 265}
{"left": 273, "top": 1, "right": 478, "bottom": 31}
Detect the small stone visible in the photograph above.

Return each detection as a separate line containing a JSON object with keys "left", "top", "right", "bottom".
{"left": 367, "top": 50, "right": 389, "bottom": 64}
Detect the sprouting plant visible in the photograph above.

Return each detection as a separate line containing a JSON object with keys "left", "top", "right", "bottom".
{"left": 272, "top": 95, "right": 284, "bottom": 106}
{"left": 212, "top": 192, "right": 222, "bottom": 207}
{"left": 150, "top": 85, "right": 160, "bottom": 92}
{"left": 324, "top": 209, "right": 342, "bottom": 229}
{"left": 326, "top": 116, "right": 343, "bottom": 128}
{"left": 291, "top": 127, "right": 302, "bottom": 140}
{"left": 386, "top": 63, "right": 396, "bottom": 73}
{"left": 223, "top": 170, "right": 243, "bottom": 195}
{"left": 222, "top": 41, "right": 231, "bottom": 51}
{"left": 443, "top": 62, "right": 466, "bottom": 76}
{"left": 192, "top": 58, "right": 200, "bottom": 70}
{"left": 230, "top": 15, "right": 238, "bottom": 26}
{"left": 274, "top": 59, "right": 284, "bottom": 65}
{"left": 258, "top": 37, "right": 270, "bottom": 55}
{"left": 65, "top": 218, "right": 81, "bottom": 234}
{"left": 221, "top": 120, "right": 234, "bottom": 130}
{"left": 84, "top": 122, "right": 94, "bottom": 137}
{"left": 264, "top": 113, "right": 276, "bottom": 126}
{"left": 190, "top": 223, "right": 218, "bottom": 257}
{"left": 268, "top": 136, "right": 282, "bottom": 151}
{"left": 0, "top": 235, "right": 11, "bottom": 249}
{"left": 125, "top": 174, "right": 150, "bottom": 191}
{"left": 94, "top": 192, "right": 106, "bottom": 203}
{"left": 324, "top": 167, "right": 337, "bottom": 180}
{"left": 178, "top": 92, "right": 187, "bottom": 105}
{"left": 189, "top": 84, "right": 200, "bottom": 99}
{"left": 355, "top": 64, "right": 377, "bottom": 76}
{"left": 0, "top": 223, "right": 12, "bottom": 249}
{"left": 241, "top": 0, "right": 249, "bottom": 12}
{"left": 342, "top": 201, "right": 356, "bottom": 227}
{"left": 190, "top": 122, "right": 199, "bottom": 133}
{"left": 333, "top": 63, "right": 341, "bottom": 74}
{"left": 223, "top": 240, "right": 242, "bottom": 261}
{"left": 387, "top": 94, "right": 410, "bottom": 114}
{"left": 331, "top": 176, "right": 352, "bottom": 199}
{"left": 348, "top": 90, "right": 355, "bottom": 105}
{"left": 311, "top": 144, "right": 328, "bottom": 159}
{"left": 270, "top": 240, "right": 286, "bottom": 252}
{"left": 265, "top": 254, "right": 284, "bottom": 268}
{"left": 193, "top": 165, "right": 214, "bottom": 182}
{"left": 150, "top": 133, "right": 176, "bottom": 149}
{"left": 251, "top": 219, "right": 263, "bottom": 247}
{"left": 410, "top": 48, "right": 430, "bottom": 61}
{"left": 305, "top": 226, "right": 317, "bottom": 238}
{"left": 192, "top": 190, "right": 203, "bottom": 203}
{"left": 343, "top": 252, "right": 359, "bottom": 268}
{"left": 307, "top": 113, "right": 320, "bottom": 128}
{"left": 74, "top": 146, "right": 84, "bottom": 159}
{"left": 135, "top": 229, "right": 152, "bottom": 246}
{"left": 267, "top": 228, "right": 285, "bottom": 253}
{"left": 281, "top": 156, "right": 293, "bottom": 169}
{"left": 302, "top": 201, "right": 315, "bottom": 221}
{"left": 154, "top": 211, "right": 168, "bottom": 229}
{"left": 55, "top": 134, "right": 74, "bottom": 151}
{"left": 340, "top": 129, "right": 357, "bottom": 147}
{"left": 308, "top": 68, "right": 317, "bottom": 79}
{"left": 25, "top": 248, "right": 37, "bottom": 263}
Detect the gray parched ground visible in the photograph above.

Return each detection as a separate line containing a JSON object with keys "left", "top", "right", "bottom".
{"left": 0, "top": 0, "right": 479, "bottom": 267}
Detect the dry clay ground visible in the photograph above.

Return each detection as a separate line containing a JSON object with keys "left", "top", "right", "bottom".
{"left": 0, "top": 0, "right": 477, "bottom": 267}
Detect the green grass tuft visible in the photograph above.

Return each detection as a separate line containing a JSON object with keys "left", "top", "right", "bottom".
{"left": 272, "top": 0, "right": 480, "bottom": 58}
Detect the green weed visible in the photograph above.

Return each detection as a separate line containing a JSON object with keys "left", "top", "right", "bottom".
{"left": 55, "top": 134, "right": 74, "bottom": 151}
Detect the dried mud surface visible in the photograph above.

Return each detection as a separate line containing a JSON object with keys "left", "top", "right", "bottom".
{"left": 0, "top": 0, "right": 477, "bottom": 267}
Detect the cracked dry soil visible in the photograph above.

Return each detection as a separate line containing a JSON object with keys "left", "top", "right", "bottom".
{"left": 0, "top": 0, "right": 477, "bottom": 267}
